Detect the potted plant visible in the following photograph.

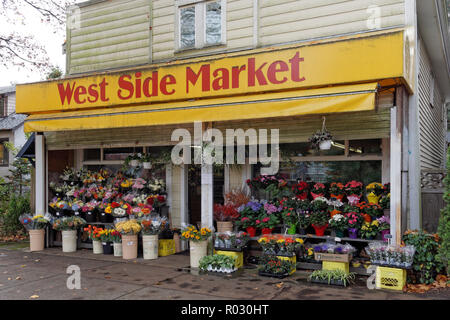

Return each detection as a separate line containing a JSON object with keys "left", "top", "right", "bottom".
{"left": 345, "top": 180, "right": 363, "bottom": 205}
{"left": 308, "top": 130, "right": 333, "bottom": 150}
{"left": 291, "top": 181, "right": 309, "bottom": 200}
{"left": 141, "top": 153, "right": 152, "bottom": 169}
{"left": 19, "top": 213, "right": 51, "bottom": 252}
{"left": 328, "top": 214, "right": 348, "bottom": 238}
{"left": 115, "top": 219, "right": 142, "bottom": 259}
{"left": 140, "top": 216, "right": 166, "bottom": 260}
{"left": 310, "top": 211, "right": 329, "bottom": 236}
{"left": 236, "top": 201, "right": 264, "bottom": 236}
{"left": 310, "top": 182, "right": 326, "bottom": 199}
{"left": 213, "top": 203, "right": 239, "bottom": 233}
{"left": 199, "top": 254, "right": 237, "bottom": 274}
{"left": 99, "top": 228, "right": 114, "bottom": 254}
{"left": 83, "top": 225, "right": 103, "bottom": 254}
{"left": 345, "top": 212, "right": 364, "bottom": 239}
{"left": 329, "top": 182, "right": 345, "bottom": 201}
{"left": 126, "top": 153, "right": 141, "bottom": 167}
{"left": 257, "top": 255, "right": 296, "bottom": 278}
{"left": 364, "top": 202, "right": 383, "bottom": 220}
{"left": 366, "top": 182, "right": 384, "bottom": 204}
{"left": 376, "top": 216, "right": 390, "bottom": 241}
{"left": 111, "top": 229, "right": 122, "bottom": 256}
{"left": 52, "top": 216, "right": 86, "bottom": 253}
{"left": 256, "top": 212, "right": 280, "bottom": 235}
{"left": 281, "top": 207, "right": 298, "bottom": 235}
{"left": 309, "top": 269, "right": 356, "bottom": 287}
{"left": 360, "top": 221, "right": 379, "bottom": 240}
{"left": 181, "top": 225, "right": 212, "bottom": 268}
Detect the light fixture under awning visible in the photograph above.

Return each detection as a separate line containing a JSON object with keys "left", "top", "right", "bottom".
{"left": 24, "top": 82, "right": 378, "bottom": 132}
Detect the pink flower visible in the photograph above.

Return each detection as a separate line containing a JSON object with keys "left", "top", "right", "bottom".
{"left": 256, "top": 220, "right": 261, "bottom": 224}
{"left": 263, "top": 217, "right": 270, "bottom": 222}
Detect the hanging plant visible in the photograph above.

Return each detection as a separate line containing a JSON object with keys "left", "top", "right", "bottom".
{"left": 309, "top": 117, "right": 333, "bottom": 150}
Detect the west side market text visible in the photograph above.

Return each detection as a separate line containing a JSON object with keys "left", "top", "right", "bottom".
{"left": 56, "top": 52, "right": 305, "bottom": 105}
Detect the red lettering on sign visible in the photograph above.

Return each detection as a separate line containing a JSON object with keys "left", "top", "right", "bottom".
{"left": 248, "top": 58, "right": 268, "bottom": 87}
{"left": 212, "top": 68, "right": 230, "bottom": 91}
{"left": 57, "top": 82, "right": 76, "bottom": 105}
{"left": 160, "top": 74, "right": 176, "bottom": 95}
{"left": 186, "top": 65, "right": 210, "bottom": 93}
{"left": 118, "top": 75, "right": 134, "bottom": 100}
{"left": 143, "top": 71, "right": 159, "bottom": 97}
{"left": 289, "top": 52, "right": 305, "bottom": 82}
{"left": 267, "top": 60, "right": 289, "bottom": 84}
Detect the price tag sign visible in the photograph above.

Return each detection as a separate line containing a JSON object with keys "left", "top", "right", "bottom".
{"left": 334, "top": 237, "right": 342, "bottom": 242}
{"left": 384, "top": 234, "right": 392, "bottom": 239}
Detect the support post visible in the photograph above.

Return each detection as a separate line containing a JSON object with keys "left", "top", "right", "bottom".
{"left": 201, "top": 122, "right": 214, "bottom": 230}
{"left": 390, "top": 105, "right": 403, "bottom": 245}
{"left": 180, "top": 164, "right": 188, "bottom": 250}
{"left": 35, "top": 133, "right": 46, "bottom": 216}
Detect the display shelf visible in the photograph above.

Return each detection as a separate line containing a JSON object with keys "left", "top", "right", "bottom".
{"left": 249, "top": 234, "right": 377, "bottom": 243}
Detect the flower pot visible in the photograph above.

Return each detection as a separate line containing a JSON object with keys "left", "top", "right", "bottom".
{"left": 362, "top": 214, "right": 372, "bottom": 223}
{"left": 143, "top": 162, "right": 152, "bottom": 169}
{"left": 310, "top": 192, "right": 324, "bottom": 200}
{"left": 113, "top": 242, "right": 122, "bottom": 257}
{"left": 102, "top": 242, "right": 113, "bottom": 255}
{"left": 142, "top": 234, "right": 159, "bottom": 260}
{"left": 381, "top": 230, "right": 390, "bottom": 242}
{"left": 330, "top": 194, "right": 344, "bottom": 201}
{"left": 62, "top": 230, "right": 77, "bottom": 253}
{"left": 335, "top": 230, "right": 345, "bottom": 238}
{"left": 246, "top": 227, "right": 257, "bottom": 237}
{"left": 319, "top": 140, "right": 332, "bottom": 150}
{"left": 85, "top": 211, "right": 97, "bottom": 223}
{"left": 347, "top": 194, "right": 361, "bottom": 205}
{"left": 122, "top": 235, "right": 138, "bottom": 259}
{"left": 29, "top": 229, "right": 45, "bottom": 252}
{"left": 348, "top": 228, "right": 358, "bottom": 239}
{"left": 99, "top": 212, "right": 113, "bottom": 223}
{"left": 130, "top": 159, "right": 139, "bottom": 167}
{"left": 312, "top": 224, "right": 328, "bottom": 236}
{"left": 216, "top": 221, "right": 233, "bottom": 233}
{"left": 261, "top": 228, "right": 273, "bottom": 235}
{"left": 367, "top": 193, "right": 381, "bottom": 204}
{"left": 92, "top": 240, "right": 103, "bottom": 254}
{"left": 189, "top": 240, "right": 208, "bottom": 268}
{"left": 287, "top": 223, "right": 297, "bottom": 235}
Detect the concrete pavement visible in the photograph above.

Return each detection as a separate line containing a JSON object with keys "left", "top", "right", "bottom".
{"left": 0, "top": 243, "right": 448, "bottom": 300}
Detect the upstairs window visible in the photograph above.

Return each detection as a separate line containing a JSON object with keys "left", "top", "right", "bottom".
{"left": 0, "top": 95, "right": 6, "bottom": 117}
{"left": 177, "top": 0, "right": 225, "bottom": 50}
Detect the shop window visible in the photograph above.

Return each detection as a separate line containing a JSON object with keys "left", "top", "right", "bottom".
{"left": 348, "top": 139, "right": 381, "bottom": 155}
{"left": 103, "top": 147, "right": 143, "bottom": 161}
{"left": 177, "top": 0, "right": 225, "bottom": 50}
{"left": 0, "top": 140, "right": 8, "bottom": 166}
{"left": 83, "top": 149, "right": 101, "bottom": 161}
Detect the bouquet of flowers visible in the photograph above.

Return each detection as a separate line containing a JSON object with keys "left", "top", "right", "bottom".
{"left": 111, "top": 229, "right": 122, "bottom": 243}
{"left": 140, "top": 216, "right": 167, "bottom": 235}
{"left": 132, "top": 178, "right": 146, "bottom": 190}
{"left": 52, "top": 216, "right": 86, "bottom": 231}
{"left": 180, "top": 225, "right": 212, "bottom": 242}
{"left": 291, "top": 181, "right": 309, "bottom": 200}
{"left": 213, "top": 203, "right": 239, "bottom": 222}
{"left": 83, "top": 225, "right": 102, "bottom": 241}
{"left": 19, "top": 213, "right": 51, "bottom": 230}
{"left": 148, "top": 179, "right": 166, "bottom": 194}
{"left": 147, "top": 195, "right": 166, "bottom": 208}
{"left": 115, "top": 219, "right": 142, "bottom": 235}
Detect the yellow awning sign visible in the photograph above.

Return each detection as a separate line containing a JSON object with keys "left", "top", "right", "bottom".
{"left": 24, "top": 83, "right": 377, "bottom": 132}
{"left": 17, "top": 30, "right": 405, "bottom": 115}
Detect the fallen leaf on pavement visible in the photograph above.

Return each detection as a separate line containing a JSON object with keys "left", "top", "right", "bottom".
{"left": 7, "top": 277, "right": 11, "bottom": 281}
{"left": 104, "top": 276, "right": 111, "bottom": 279}
{"left": 34, "top": 259, "right": 40, "bottom": 262}
{"left": 276, "top": 282, "right": 284, "bottom": 288}
{"left": 15, "top": 276, "right": 22, "bottom": 280}
{"left": 20, "top": 265, "right": 26, "bottom": 268}
{"left": 29, "top": 295, "right": 39, "bottom": 299}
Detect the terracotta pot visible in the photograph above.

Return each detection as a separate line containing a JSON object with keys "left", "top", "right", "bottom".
{"left": 142, "top": 234, "right": 159, "bottom": 260}
{"left": 261, "top": 228, "right": 273, "bottom": 235}
{"left": 189, "top": 240, "right": 208, "bottom": 268}
{"left": 246, "top": 227, "right": 257, "bottom": 237}
{"left": 216, "top": 221, "right": 233, "bottom": 233}
{"left": 122, "top": 235, "right": 138, "bottom": 259}
{"left": 29, "top": 229, "right": 45, "bottom": 252}
{"left": 312, "top": 224, "right": 328, "bottom": 236}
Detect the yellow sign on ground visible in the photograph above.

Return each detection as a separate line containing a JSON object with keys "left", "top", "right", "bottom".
{"left": 17, "top": 30, "right": 405, "bottom": 115}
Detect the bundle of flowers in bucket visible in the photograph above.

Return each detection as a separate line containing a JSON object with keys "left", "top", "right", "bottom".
{"left": 19, "top": 213, "right": 52, "bottom": 251}
{"left": 214, "top": 231, "right": 249, "bottom": 251}
{"left": 52, "top": 216, "right": 86, "bottom": 253}
{"left": 98, "top": 228, "right": 115, "bottom": 255}
{"left": 111, "top": 229, "right": 122, "bottom": 256}
{"left": 140, "top": 216, "right": 167, "bottom": 260}
{"left": 181, "top": 225, "right": 212, "bottom": 268}
{"left": 213, "top": 203, "right": 239, "bottom": 233}
{"left": 83, "top": 225, "right": 103, "bottom": 254}
{"left": 115, "top": 219, "right": 142, "bottom": 259}
{"left": 199, "top": 254, "right": 238, "bottom": 274}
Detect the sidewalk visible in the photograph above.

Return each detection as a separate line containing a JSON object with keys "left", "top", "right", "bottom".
{"left": 0, "top": 243, "right": 448, "bottom": 300}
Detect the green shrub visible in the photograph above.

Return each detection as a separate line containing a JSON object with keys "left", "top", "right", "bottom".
{"left": 0, "top": 194, "right": 30, "bottom": 236}
{"left": 437, "top": 147, "right": 450, "bottom": 275}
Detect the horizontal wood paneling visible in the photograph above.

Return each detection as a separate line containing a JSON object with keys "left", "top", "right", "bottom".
{"left": 68, "top": 0, "right": 150, "bottom": 75}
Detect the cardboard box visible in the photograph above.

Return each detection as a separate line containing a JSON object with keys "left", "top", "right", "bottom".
{"left": 314, "top": 252, "right": 351, "bottom": 263}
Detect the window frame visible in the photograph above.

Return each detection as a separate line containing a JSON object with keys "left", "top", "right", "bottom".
{"left": 0, "top": 138, "right": 10, "bottom": 167}
{"left": 175, "top": 0, "right": 227, "bottom": 52}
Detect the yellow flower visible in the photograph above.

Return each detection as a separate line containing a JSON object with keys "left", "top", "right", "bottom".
{"left": 295, "top": 238, "right": 304, "bottom": 244}
{"left": 277, "top": 239, "right": 284, "bottom": 244}
{"left": 201, "top": 230, "right": 206, "bottom": 236}
{"left": 195, "top": 236, "right": 200, "bottom": 240}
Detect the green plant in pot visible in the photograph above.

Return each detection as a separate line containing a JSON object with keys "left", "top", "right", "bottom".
{"left": 328, "top": 213, "right": 348, "bottom": 238}
{"left": 310, "top": 210, "right": 330, "bottom": 236}
{"left": 309, "top": 269, "right": 356, "bottom": 286}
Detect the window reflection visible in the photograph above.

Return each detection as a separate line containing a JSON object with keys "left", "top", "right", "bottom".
{"left": 206, "top": 1, "right": 221, "bottom": 45}
{"left": 180, "top": 6, "right": 195, "bottom": 48}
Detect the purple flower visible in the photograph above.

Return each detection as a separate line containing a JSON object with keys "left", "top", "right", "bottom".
{"left": 334, "top": 247, "right": 343, "bottom": 254}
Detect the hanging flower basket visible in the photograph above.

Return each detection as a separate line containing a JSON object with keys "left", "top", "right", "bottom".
{"left": 308, "top": 117, "right": 333, "bottom": 151}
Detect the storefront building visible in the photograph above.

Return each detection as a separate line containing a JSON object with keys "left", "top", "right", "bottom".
{"left": 16, "top": 0, "right": 449, "bottom": 246}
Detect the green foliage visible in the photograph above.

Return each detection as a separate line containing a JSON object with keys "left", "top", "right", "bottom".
{"left": 309, "top": 269, "right": 356, "bottom": 286}
{"left": 0, "top": 194, "right": 30, "bottom": 236}
{"left": 46, "top": 67, "right": 63, "bottom": 80}
{"left": 437, "top": 147, "right": 450, "bottom": 275}
{"left": 258, "top": 255, "right": 295, "bottom": 275}
{"left": 402, "top": 230, "right": 444, "bottom": 284}
{"left": 199, "top": 254, "right": 236, "bottom": 271}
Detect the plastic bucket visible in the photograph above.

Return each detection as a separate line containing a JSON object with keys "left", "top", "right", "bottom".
{"left": 29, "top": 229, "right": 45, "bottom": 252}
{"left": 92, "top": 240, "right": 103, "bottom": 254}
{"left": 142, "top": 235, "right": 159, "bottom": 260}
{"left": 122, "top": 235, "right": 138, "bottom": 259}
{"left": 113, "top": 242, "right": 123, "bottom": 257}
{"left": 102, "top": 242, "right": 114, "bottom": 255}
{"left": 189, "top": 240, "right": 208, "bottom": 268}
{"left": 62, "top": 230, "right": 77, "bottom": 252}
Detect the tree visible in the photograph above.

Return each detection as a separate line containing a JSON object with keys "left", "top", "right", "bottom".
{"left": 0, "top": 0, "right": 73, "bottom": 73}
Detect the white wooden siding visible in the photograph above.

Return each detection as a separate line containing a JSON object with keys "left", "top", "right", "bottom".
{"left": 68, "top": 0, "right": 151, "bottom": 74}
{"left": 6, "top": 92, "right": 15, "bottom": 115}
{"left": 417, "top": 38, "right": 446, "bottom": 170}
